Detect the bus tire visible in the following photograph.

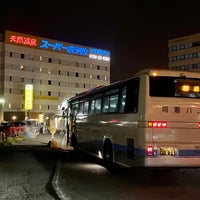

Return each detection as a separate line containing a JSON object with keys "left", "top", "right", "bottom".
{"left": 71, "top": 132, "right": 77, "bottom": 149}
{"left": 103, "top": 141, "right": 116, "bottom": 172}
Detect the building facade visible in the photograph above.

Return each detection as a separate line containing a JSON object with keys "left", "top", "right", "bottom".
{"left": 0, "top": 30, "right": 110, "bottom": 123}
{"left": 168, "top": 33, "right": 200, "bottom": 71}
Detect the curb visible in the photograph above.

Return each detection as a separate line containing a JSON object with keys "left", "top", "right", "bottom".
{"left": 52, "top": 157, "right": 68, "bottom": 200}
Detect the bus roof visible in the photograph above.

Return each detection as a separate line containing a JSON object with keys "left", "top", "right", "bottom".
{"left": 69, "top": 68, "right": 200, "bottom": 101}
{"left": 134, "top": 68, "right": 200, "bottom": 78}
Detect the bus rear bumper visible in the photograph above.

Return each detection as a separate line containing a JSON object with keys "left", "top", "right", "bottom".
{"left": 145, "top": 156, "right": 200, "bottom": 167}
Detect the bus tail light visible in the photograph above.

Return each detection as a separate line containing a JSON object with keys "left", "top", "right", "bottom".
{"left": 198, "top": 122, "right": 200, "bottom": 128}
{"left": 146, "top": 146, "right": 154, "bottom": 156}
{"left": 148, "top": 121, "right": 167, "bottom": 128}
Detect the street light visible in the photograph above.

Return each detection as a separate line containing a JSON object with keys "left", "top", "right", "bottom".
{"left": 12, "top": 116, "right": 16, "bottom": 121}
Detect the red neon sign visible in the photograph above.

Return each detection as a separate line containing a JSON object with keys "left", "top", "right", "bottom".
{"left": 9, "top": 35, "right": 37, "bottom": 47}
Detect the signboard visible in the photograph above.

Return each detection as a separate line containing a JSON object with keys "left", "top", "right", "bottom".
{"left": 5, "top": 30, "right": 110, "bottom": 62}
{"left": 24, "top": 84, "right": 33, "bottom": 110}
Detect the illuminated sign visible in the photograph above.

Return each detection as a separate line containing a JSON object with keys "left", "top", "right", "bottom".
{"left": 40, "top": 39, "right": 88, "bottom": 56}
{"left": 89, "top": 48, "right": 110, "bottom": 61}
{"left": 24, "top": 84, "right": 33, "bottom": 110}
{"left": 5, "top": 31, "right": 110, "bottom": 62}
{"left": 9, "top": 35, "right": 37, "bottom": 47}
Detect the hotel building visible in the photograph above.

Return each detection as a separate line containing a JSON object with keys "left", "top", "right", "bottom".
{"left": 168, "top": 33, "right": 200, "bottom": 71}
{"left": 0, "top": 30, "right": 110, "bottom": 123}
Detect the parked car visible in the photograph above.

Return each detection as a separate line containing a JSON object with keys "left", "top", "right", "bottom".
{"left": 0, "top": 121, "right": 26, "bottom": 137}
{"left": 24, "top": 120, "right": 39, "bottom": 137}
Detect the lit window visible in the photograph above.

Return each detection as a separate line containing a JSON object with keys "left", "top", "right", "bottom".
{"left": 20, "top": 65, "right": 24, "bottom": 70}
{"left": 39, "top": 56, "right": 43, "bottom": 61}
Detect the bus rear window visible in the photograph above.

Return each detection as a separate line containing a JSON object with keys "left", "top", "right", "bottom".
{"left": 150, "top": 76, "right": 200, "bottom": 98}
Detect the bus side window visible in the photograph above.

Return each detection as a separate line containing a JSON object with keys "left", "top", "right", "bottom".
{"left": 119, "top": 87, "right": 126, "bottom": 112}
{"left": 124, "top": 78, "right": 139, "bottom": 113}
{"left": 109, "top": 94, "right": 118, "bottom": 112}
{"left": 83, "top": 101, "right": 89, "bottom": 114}
{"left": 102, "top": 96, "right": 109, "bottom": 113}
{"left": 79, "top": 102, "right": 84, "bottom": 114}
{"left": 71, "top": 103, "right": 78, "bottom": 117}
{"left": 89, "top": 99, "right": 95, "bottom": 114}
{"left": 95, "top": 98, "right": 102, "bottom": 113}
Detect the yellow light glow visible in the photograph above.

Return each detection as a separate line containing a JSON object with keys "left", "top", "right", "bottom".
{"left": 181, "top": 85, "right": 190, "bottom": 92}
{"left": 193, "top": 86, "right": 200, "bottom": 92}
{"left": 152, "top": 72, "right": 158, "bottom": 76}
{"left": 24, "top": 84, "right": 33, "bottom": 110}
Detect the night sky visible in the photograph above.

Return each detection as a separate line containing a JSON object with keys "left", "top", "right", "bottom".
{"left": 1, "top": 0, "right": 200, "bottom": 83}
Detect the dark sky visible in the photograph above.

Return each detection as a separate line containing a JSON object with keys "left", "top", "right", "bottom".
{"left": 1, "top": 0, "right": 200, "bottom": 83}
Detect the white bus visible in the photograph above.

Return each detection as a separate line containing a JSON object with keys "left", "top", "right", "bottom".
{"left": 67, "top": 68, "right": 200, "bottom": 171}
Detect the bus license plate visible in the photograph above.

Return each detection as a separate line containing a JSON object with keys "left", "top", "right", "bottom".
{"left": 160, "top": 147, "right": 176, "bottom": 156}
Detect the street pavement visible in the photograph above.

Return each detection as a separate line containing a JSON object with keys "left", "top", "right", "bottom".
{"left": 11, "top": 131, "right": 73, "bottom": 200}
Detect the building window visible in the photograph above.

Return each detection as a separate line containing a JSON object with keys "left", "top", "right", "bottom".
{"left": 97, "top": 75, "right": 100, "bottom": 79}
{"left": 97, "top": 65, "right": 100, "bottom": 70}
{"left": 48, "top": 91, "right": 51, "bottom": 96}
{"left": 48, "top": 58, "right": 52, "bottom": 63}
{"left": 21, "top": 78, "right": 24, "bottom": 82}
{"left": 10, "top": 52, "right": 12, "bottom": 57}
{"left": 59, "top": 70, "right": 61, "bottom": 75}
{"left": 76, "top": 72, "right": 79, "bottom": 77}
{"left": 9, "top": 88, "right": 12, "bottom": 94}
{"left": 39, "top": 67, "right": 42, "bottom": 72}
{"left": 20, "top": 65, "right": 24, "bottom": 70}
{"left": 40, "top": 56, "right": 43, "bottom": 61}
{"left": 21, "top": 54, "right": 24, "bottom": 59}
{"left": 10, "top": 76, "right": 12, "bottom": 81}
{"left": 48, "top": 69, "right": 51, "bottom": 74}
{"left": 48, "top": 105, "right": 50, "bottom": 110}
{"left": 48, "top": 80, "right": 51, "bottom": 85}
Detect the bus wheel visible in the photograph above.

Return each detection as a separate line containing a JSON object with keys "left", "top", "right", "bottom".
{"left": 103, "top": 141, "right": 115, "bottom": 172}
{"left": 71, "top": 132, "right": 77, "bottom": 150}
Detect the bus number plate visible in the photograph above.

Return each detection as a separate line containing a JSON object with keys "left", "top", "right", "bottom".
{"left": 160, "top": 147, "right": 176, "bottom": 156}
